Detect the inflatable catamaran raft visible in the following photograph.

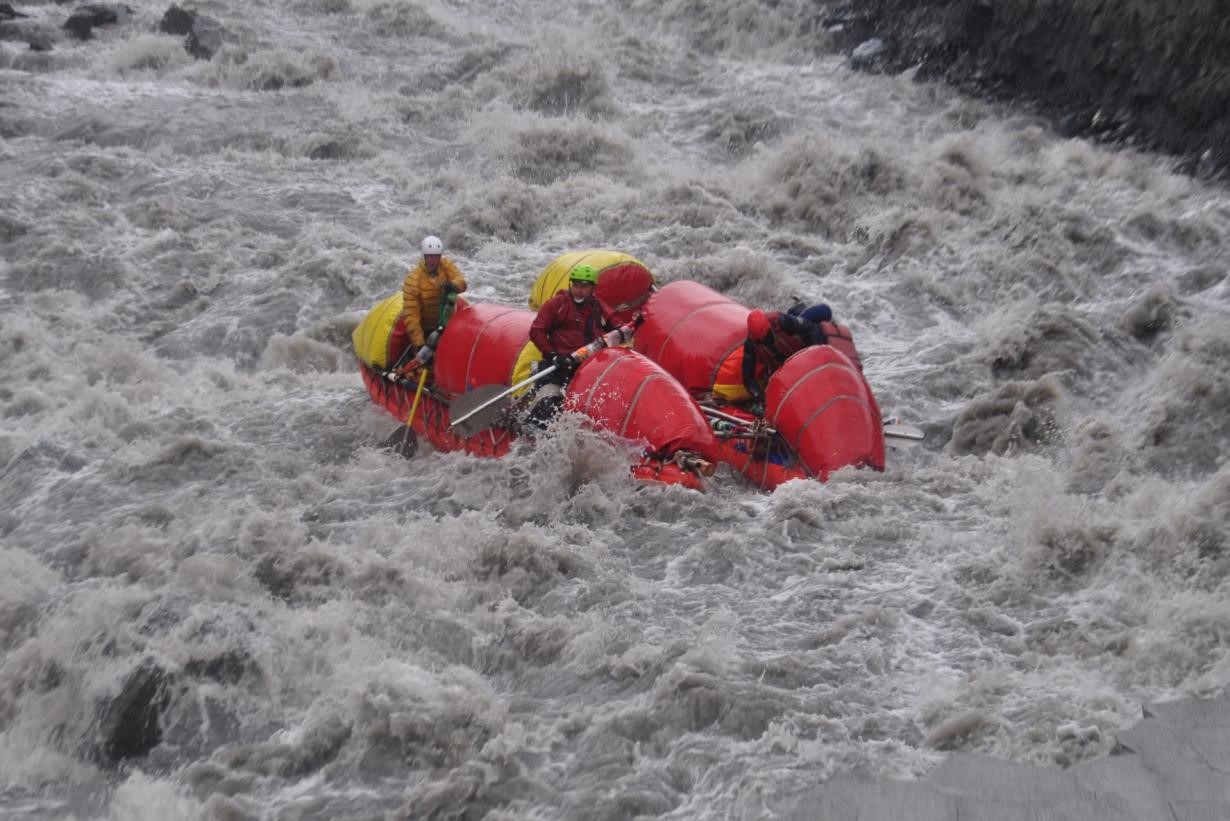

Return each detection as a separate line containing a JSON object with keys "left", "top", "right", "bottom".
{"left": 352, "top": 250, "right": 920, "bottom": 490}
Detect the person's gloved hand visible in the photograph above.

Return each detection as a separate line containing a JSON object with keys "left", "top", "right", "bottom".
{"left": 441, "top": 281, "right": 456, "bottom": 297}
{"left": 415, "top": 345, "right": 433, "bottom": 365}
{"left": 551, "top": 353, "right": 577, "bottom": 376}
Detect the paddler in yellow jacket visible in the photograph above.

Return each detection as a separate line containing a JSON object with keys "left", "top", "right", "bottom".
{"left": 398, "top": 235, "right": 467, "bottom": 372}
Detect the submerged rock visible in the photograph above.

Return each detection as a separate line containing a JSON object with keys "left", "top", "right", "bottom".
{"left": 159, "top": 4, "right": 228, "bottom": 60}
{"left": 948, "top": 376, "right": 1064, "bottom": 456}
{"left": 1, "top": 9, "right": 54, "bottom": 51}
{"left": 94, "top": 663, "right": 173, "bottom": 764}
{"left": 63, "top": 3, "right": 131, "bottom": 41}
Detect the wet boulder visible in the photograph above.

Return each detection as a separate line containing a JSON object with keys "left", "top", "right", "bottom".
{"left": 0, "top": 4, "right": 54, "bottom": 51}
{"left": 159, "top": 4, "right": 228, "bottom": 60}
{"left": 94, "top": 663, "right": 173, "bottom": 765}
{"left": 948, "top": 375, "right": 1064, "bottom": 457}
{"left": 63, "top": 3, "right": 131, "bottom": 40}
{"left": 26, "top": 30, "right": 52, "bottom": 51}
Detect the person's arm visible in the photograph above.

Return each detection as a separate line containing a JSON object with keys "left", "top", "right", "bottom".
{"left": 400, "top": 268, "right": 426, "bottom": 348}
{"left": 529, "top": 297, "right": 558, "bottom": 355}
{"left": 781, "top": 312, "right": 824, "bottom": 346}
{"left": 741, "top": 339, "right": 765, "bottom": 404}
{"left": 442, "top": 258, "right": 467, "bottom": 294}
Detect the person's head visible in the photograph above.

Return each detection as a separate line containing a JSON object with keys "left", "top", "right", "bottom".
{"left": 747, "top": 309, "right": 772, "bottom": 342}
{"left": 421, "top": 235, "right": 443, "bottom": 272}
{"left": 568, "top": 264, "right": 598, "bottom": 302}
{"left": 801, "top": 303, "right": 832, "bottom": 324}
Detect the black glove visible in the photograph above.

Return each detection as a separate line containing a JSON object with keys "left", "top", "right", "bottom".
{"left": 550, "top": 353, "right": 577, "bottom": 376}
{"left": 440, "top": 281, "right": 456, "bottom": 297}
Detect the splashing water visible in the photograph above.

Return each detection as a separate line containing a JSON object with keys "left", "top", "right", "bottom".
{"left": 1, "top": 0, "right": 1228, "bottom": 817}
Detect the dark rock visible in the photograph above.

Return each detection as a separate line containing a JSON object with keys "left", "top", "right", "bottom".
{"left": 159, "top": 4, "right": 194, "bottom": 35}
{"left": 1, "top": 15, "right": 54, "bottom": 50}
{"left": 159, "top": 5, "right": 228, "bottom": 60}
{"left": 95, "top": 663, "right": 173, "bottom": 764}
{"left": 184, "top": 650, "right": 260, "bottom": 685}
{"left": 1, "top": 18, "right": 53, "bottom": 51}
{"left": 850, "top": 38, "right": 889, "bottom": 71}
{"left": 834, "top": 0, "right": 1230, "bottom": 180}
{"left": 0, "top": 212, "right": 31, "bottom": 241}
{"left": 63, "top": 3, "right": 131, "bottom": 40}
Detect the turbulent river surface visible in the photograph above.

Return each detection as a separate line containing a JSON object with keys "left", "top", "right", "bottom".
{"left": 2, "top": 0, "right": 1228, "bottom": 818}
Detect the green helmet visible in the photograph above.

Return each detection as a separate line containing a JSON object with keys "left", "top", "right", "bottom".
{"left": 569, "top": 264, "right": 599, "bottom": 285}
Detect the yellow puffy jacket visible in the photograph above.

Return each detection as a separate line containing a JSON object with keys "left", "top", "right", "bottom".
{"left": 399, "top": 257, "right": 467, "bottom": 347}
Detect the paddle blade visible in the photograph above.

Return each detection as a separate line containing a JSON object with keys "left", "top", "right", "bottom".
{"left": 383, "top": 426, "right": 418, "bottom": 458}
{"left": 883, "top": 423, "right": 925, "bottom": 449}
{"left": 447, "top": 384, "right": 515, "bottom": 437}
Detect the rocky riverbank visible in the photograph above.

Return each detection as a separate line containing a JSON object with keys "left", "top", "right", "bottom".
{"left": 827, "top": 0, "right": 1229, "bottom": 178}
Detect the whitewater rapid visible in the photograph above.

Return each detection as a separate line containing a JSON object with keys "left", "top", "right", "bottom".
{"left": 1, "top": 0, "right": 1227, "bottom": 818}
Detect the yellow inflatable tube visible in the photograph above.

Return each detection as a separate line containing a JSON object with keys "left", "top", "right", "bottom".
{"left": 352, "top": 293, "right": 403, "bottom": 369}
{"left": 529, "top": 249, "right": 656, "bottom": 316}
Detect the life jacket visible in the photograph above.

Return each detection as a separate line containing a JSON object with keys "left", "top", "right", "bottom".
{"left": 819, "top": 321, "right": 862, "bottom": 371}
{"left": 713, "top": 346, "right": 752, "bottom": 401}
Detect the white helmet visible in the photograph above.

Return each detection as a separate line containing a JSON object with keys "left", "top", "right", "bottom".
{"left": 421, "top": 235, "right": 444, "bottom": 255}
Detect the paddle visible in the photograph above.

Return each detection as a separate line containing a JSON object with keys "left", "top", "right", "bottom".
{"left": 703, "top": 404, "right": 924, "bottom": 448}
{"left": 385, "top": 366, "right": 430, "bottom": 458}
{"left": 700, "top": 405, "right": 773, "bottom": 433}
{"left": 883, "top": 423, "right": 925, "bottom": 448}
{"left": 448, "top": 321, "right": 639, "bottom": 437}
{"left": 447, "top": 365, "right": 558, "bottom": 437}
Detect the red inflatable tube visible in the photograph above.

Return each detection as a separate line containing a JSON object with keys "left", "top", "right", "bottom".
{"left": 360, "top": 364, "right": 515, "bottom": 458}
{"left": 566, "top": 347, "right": 719, "bottom": 460}
{"left": 597, "top": 261, "right": 657, "bottom": 325}
{"left": 630, "top": 460, "right": 705, "bottom": 491}
{"left": 433, "top": 300, "right": 534, "bottom": 395}
{"left": 766, "top": 346, "right": 885, "bottom": 480}
{"left": 633, "top": 281, "right": 748, "bottom": 394}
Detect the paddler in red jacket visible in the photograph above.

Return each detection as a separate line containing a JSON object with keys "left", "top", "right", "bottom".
{"left": 740, "top": 307, "right": 822, "bottom": 411}
{"left": 741, "top": 303, "right": 865, "bottom": 412}
{"left": 526, "top": 263, "right": 615, "bottom": 427}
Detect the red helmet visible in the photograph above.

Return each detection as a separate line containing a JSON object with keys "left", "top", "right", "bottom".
{"left": 747, "top": 309, "right": 771, "bottom": 341}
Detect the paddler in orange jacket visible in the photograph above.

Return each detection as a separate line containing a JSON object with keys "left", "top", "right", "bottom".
{"left": 398, "top": 235, "right": 467, "bottom": 371}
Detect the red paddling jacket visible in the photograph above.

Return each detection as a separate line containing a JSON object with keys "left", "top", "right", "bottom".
{"left": 530, "top": 290, "right": 615, "bottom": 356}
